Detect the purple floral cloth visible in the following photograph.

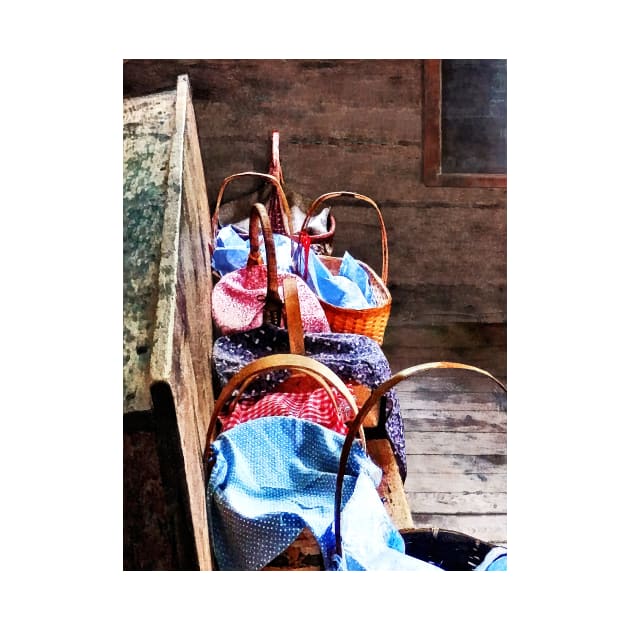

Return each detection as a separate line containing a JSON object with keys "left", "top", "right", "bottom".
{"left": 212, "top": 324, "right": 407, "bottom": 479}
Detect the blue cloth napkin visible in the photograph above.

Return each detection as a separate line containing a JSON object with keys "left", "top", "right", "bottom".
{"left": 212, "top": 226, "right": 377, "bottom": 309}
{"left": 206, "top": 416, "right": 440, "bottom": 571}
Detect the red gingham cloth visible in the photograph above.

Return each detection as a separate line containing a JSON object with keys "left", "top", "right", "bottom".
{"left": 218, "top": 380, "right": 356, "bottom": 435}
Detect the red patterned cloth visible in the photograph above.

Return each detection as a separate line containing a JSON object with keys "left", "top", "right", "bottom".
{"left": 218, "top": 380, "right": 356, "bottom": 435}
{"left": 212, "top": 265, "right": 330, "bottom": 336}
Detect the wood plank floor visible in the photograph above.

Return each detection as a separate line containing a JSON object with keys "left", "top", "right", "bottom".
{"left": 382, "top": 322, "right": 507, "bottom": 545}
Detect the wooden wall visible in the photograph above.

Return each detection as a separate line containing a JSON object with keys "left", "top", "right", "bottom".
{"left": 123, "top": 59, "right": 506, "bottom": 333}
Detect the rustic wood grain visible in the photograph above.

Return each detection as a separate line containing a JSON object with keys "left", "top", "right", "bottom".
{"left": 402, "top": 410, "right": 506, "bottom": 432}
{"left": 387, "top": 336, "right": 507, "bottom": 546}
{"left": 383, "top": 323, "right": 507, "bottom": 380}
{"left": 124, "top": 75, "right": 214, "bottom": 570}
{"left": 404, "top": 472, "right": 507, "bottom": 493}
{"left": 122, "top": 61, "right": 509, "bottom": 564}
{"left": 404, "top": 431, "right": 507, "bottom": 456}
{"left": 405, "top": 454, "right": 507, "bottom": 475}
{"left": 123, "top": 60, "right": 506, "bottom": 325}
{"left": 406, "top": 491, "right": 506, "bottom": 514}
{"left": 366, "top": 439, "right": 414, "bottom": 530}
{"left": 123, "top": 88, "right": 176, "bottom": 414}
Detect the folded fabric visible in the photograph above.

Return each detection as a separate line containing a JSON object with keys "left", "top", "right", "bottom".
{"left": 338, "top": 251, "right": 375, "bottom": 306}
{"left": 212, "top": 224, "right": 250, "bottom": 274}
{"left": 217, "top": 381, "right": 356, "bottom": 434}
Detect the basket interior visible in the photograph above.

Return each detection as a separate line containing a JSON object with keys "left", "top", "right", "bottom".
{"left": 400, "top": 529, "right": 494, "bottom": 571}
{"left": 318, "top": 256, "right": 390, "bottom": 307}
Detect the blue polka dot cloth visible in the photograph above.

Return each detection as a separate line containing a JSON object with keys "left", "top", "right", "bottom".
{"left": 206, "top": 416, "right": 443, "bottom": 571}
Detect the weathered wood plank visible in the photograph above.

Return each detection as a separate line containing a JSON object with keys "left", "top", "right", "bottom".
{"left": 404, "top": 432, "right": 506, "bottom": 456}
{"left": 407, "top": 492, "right": 506, "bottom": 514}
{"left": 383, "top": 342, "right": 507, "bottom": 382}
{"left": 177, "top": 84, "right": 215, "bottom": 448}
{"left": 123, "top": 88, "right": 177, "bottom": 414}
{"left": 383, "top": 323, "right": 507, "bottom": 356}
{"left": 404, "top": 472, "right": 507, "bottom": 493}
{"left": 123, "top": 60, "right": 506, "bottom": 324}
{"left": 410, "top": 514, "right": 507, "bottom": 546}
{"left": 405, "top": 454, "right": 507, "bottom": 475}
{"left": 366, "top": 439, "right": 414, "bottom": 530}
{"left": 386, "top": 322, "right": 508, "bottom": 546}
{"left": 399, "top": 394, "right": 506, "bottom": 410}
{"left": 395, "top": 375, "right": 506, "bottom": 393}
{"left": 394, "top": 379, "right": 506, "bottom": 406}
{"left": 403, "top": 411, "right": 507, "bottom": 432}
{"left": 123, "top": 75, "right": 214, "bottom": 571}
{"left": 153, "top": 76, "right": 214, "bottom": 571}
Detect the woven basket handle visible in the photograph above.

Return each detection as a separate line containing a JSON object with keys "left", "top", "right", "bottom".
{"left": 281, "top": 276, "right": 368, "bottom": 452}
{"left": 211, "top": 171, "right": 293, "bottom": 248}
{"left": 247, "top": 203, "right": 283, "bottom": 326}
{"left": 300, "top": 191, "right": 389, "bottom": 284}
{"left": 269, "top": 130, "right": 284, "bottom": 184}
{"left": 267, "top": 131, "right": 290, "bottom": 235}
{"left": 333, "top": 361, "right": 507, "bottom": 558}
{"left": 283, "top": 276, "right": 305, "bottom": 355}
{"left": 204, "top": 353, "right": 360, "bottom": 478}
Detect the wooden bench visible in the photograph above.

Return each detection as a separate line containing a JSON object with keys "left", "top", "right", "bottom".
{"left": 123, "top": 75, "right": 215, "bottom": 570}
{"left": 366, "top": 438, "right": 413, "bottom": 529}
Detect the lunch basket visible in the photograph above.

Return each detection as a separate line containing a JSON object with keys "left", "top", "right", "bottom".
{"left": 211, "top": 171, "right": 294, "bottom": 256}
{"left": 211, "top": 131, "right": 335, "bottom": 253}
{"left": 334, "top": 360, "right": 508, "bottom": 571}
{"left": 211, "top": 202, "right": 329, "bottom": 337}
{"left": 298, "top": 191, "right": 392, "bottom": 345}
{"left": 203, "top": 353, "right": 362, "bottom": 571}
{"left": 398, "top": 527, "right": 496, "bottom": 571}
{"left": 267, "top": 130, "right": 336, "bottom": 250}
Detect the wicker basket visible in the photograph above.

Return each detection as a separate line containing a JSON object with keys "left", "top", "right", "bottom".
{"left": 210, "top": 171, "right": 293, "bottom": 285}
{"left": 299, "top": 191, "right": 392, "bottom": 345}
{"left": 211, "top": 171, "right": 294, "bottom": 250}
{"left": 210, "top": 132, "right": 335, "bottom": 255}
{"left": 204, "top": 353, "right": 360, "bottom": 571}
{"left": 268, "top": 130, "right": 336, "bottom": 253}
{"left": 399, "top": 527, "right": 495, "bottom": 571}
{"left": 334, "top": 361, "right": 508, "bottom": 569}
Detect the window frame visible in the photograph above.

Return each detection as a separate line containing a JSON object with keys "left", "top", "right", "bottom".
{"left": 422, "top": 59, "right": 507, "bottom": 188}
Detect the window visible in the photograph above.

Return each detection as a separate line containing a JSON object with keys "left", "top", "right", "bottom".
{"left": 423, "top": 59, "right": 507, "bottom": 188}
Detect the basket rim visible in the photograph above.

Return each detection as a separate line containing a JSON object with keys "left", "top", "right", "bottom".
{"left": 316, "top": 256, "right": 391, "bottom": 313}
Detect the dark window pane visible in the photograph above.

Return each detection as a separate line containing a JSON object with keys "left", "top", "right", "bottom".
{"left": 441, "top": 60, "right": 507, "bottom": 174}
